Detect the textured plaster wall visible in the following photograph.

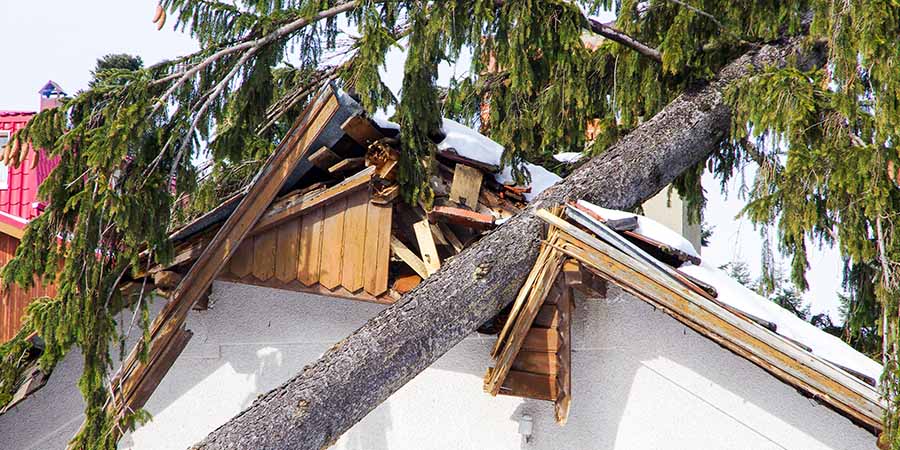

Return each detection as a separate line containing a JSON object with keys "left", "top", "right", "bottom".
{"left": 0, "top": 281, "right": 876, "bottom": 450}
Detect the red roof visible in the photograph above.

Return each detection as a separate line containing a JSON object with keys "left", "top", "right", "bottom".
{"left": 0, "top": 112, "right": 57, "bottom": 228}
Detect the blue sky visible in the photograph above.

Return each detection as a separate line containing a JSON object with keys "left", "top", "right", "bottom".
{"left": 0, "top": 1, "right": 846, "bottom": 321}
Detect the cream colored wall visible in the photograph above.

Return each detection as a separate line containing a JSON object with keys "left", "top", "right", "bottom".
{"left": 642, "top": 187, "right": 702, "bottom": 253}
{"left": 0, "top": 281, "right": 875, "bottom": 450}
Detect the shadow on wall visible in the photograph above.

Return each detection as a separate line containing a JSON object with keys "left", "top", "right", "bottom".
{"left": 0, "top": 282, "right": 875, "bottom": 450}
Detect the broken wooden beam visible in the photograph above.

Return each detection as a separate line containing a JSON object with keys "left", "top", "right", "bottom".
{"left": 328, "top": 157, "right": 366, "bottom": 174}
{"left": 413, "top": 219, "right": 441, "bottom": 276}
{"left": 308, "top": 146, "right": 341, "bottom": 170}
{"left": 429, "top": 206, "right": 495, "bottom": 231}
{"left": 390, "top": 236, "right": 429, "bottom": 280}
{"left": 341, "top": 115, "right": 384, "bottom": 148}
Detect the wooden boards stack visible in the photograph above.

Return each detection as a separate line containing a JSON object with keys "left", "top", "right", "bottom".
{"left": 483, "top": 213, "right": 573, "bottom": 424}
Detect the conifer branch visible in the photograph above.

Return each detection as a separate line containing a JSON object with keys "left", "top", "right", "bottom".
{"left": 586, "top": 18, "right": 662, "bottom": 62}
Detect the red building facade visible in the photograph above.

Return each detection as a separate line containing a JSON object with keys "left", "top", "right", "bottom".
{"left": 0, "top": 82, "right": 64, "bottom": 341}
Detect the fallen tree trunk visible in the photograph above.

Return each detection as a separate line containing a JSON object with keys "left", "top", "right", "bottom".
{"left": 193, "top": 39, "right": 821, "bottom": 450}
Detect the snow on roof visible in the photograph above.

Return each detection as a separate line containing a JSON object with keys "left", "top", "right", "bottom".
{"left": 577, "top": 200, "right": 700, "bottom": 259}
{"left": 681, "top": 261, "right": 883, "bottom": 383}
{"left": 437, "top": 118, "right": 561, "bottom": 201}
{"left": 576, "top": 199, "right": 882, "bottom": 384}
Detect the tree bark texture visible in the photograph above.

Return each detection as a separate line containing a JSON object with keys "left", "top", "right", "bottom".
{"left": 193, "top": 39, "right": 822, "bottom": 450}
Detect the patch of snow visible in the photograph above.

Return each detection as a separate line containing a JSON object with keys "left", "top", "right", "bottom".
{"left": 577, "top": 200, "right": 700, "bottom": 259}
{"left": 438, "top": 118, "right": 561, "bottom": 201}
{"left": 553, "top": 152, "right": 583, "bottom": 163}
{"left": 371, "top": 112, "right": 400, "bottom": 131}
{"left": 680, "top": 261, "right": 883, "bottom": 383}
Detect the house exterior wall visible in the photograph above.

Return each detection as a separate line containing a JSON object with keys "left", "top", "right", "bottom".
{"left": 0, "top": 282, "right": 875, "bottom": 450}
{"left": 642, "top": 187, "right": 702, "bottom": 253}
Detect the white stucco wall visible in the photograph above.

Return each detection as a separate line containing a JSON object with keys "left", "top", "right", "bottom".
{"left": 0, "top": 281, "right": 876, "bottom": 450}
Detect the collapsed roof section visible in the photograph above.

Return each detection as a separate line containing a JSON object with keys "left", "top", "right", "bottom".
{"left": 484, "top": 204, "right": 884, "bottom": 434}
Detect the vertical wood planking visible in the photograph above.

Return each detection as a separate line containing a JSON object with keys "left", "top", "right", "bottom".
{"left": 229, "top": 238, "right": 255, "bottom": 279}
{"left": 298, "top": 208, "right": 324, "bottom": 286}
{"left": 555, "top": 283, "right": 573, "bottom": 424}
{"left": 363, "top": 202, "right": 392, "bottom": 296}
{"left": 319, "top": 198, "right": 347, "bottom": 290}
{"left": 253, "top": 228, "right": 278, "bottom": 281}
{"left": 340, "top": 190, "right": 369, "bottom": 292}
{"left": 275, "top": 218, "right": 301, "bottom": 283}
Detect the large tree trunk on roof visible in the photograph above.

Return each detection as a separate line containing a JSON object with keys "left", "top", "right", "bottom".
{"left": 192, "top": 38, "right": 822, "bottom": 450}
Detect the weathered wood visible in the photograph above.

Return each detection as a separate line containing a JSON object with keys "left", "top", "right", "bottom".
{"left": 511, "top": 351, "right": 559, "bottom": 375}
{"left": 194, "top": 41, "right": 830, "bottom": 450}
{"left": 413, "top": 219, "right": 441, "bottom": 276}
{"left": 390, "top": 236, "right": 429, "bottom": 280}
{"left": 104, "top": 89, "right": 343, "bottom": 436}
{"left": 308, "top": 146, "right": 340, "bottom": 170}
{"left": 521, "top": 327, "right": 560, "bottom": 352}
{"left": 437, "top": 222, "right": 464, "bottom": 253}
{"left": 252, "top": 228, "right": 278, "bottom": 281}
{"left": 218, "top": 272, "right": 396, "bottom": 305}
{"left": 362, "top": 202, "right": 392, "bottom": 296}
{"left": 495, "top": 369, "right": 557, "bottom": 401}
{"left": 449, "top": 164, "right": 484, "bottom": 209}
{"left": 228, "top": 239, "right": 255, "bottom": 279}
{"left": 298, "top": 208, "right": 324, "bottom": 286}
{"left": 275, "top": 218, "right": 301, "bottom": 283}
{"left": 253, "top": 166, "right": 374, "bottom": 235}
{"left": 340, "top": 190, "right": 369, "bottom": 292}
{"left": 540, "top": 209, "right": 882, "bottom": 428}
{"left": 555, "top": 282, "right": 573, "bottom": 424}
{"left": 328, "top": 157, "right": 366, "bottom": 174}
{"left": 429, "top": 206, "right": 495, "bottom": 230}
{"left": 341, "top": 115, "right": 383, "bottom": 148}
{"left": 320, "top": 197, "right": 347, "bottom": 290}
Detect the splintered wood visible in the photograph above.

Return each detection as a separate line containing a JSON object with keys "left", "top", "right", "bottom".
{"left": 484, "top": 210, "right": 573, "bottom": 423}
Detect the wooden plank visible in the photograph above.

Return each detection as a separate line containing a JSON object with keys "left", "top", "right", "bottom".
{"left": 512, "top": 351, "right": 559, "bottom": 375}
{"left": 449, "top": 164, "right": 484, "bottom": 209}
{"left": 275, "top": 218, "right": 301, "bottom": 283}
{"left": 328, "top": 157, "right": 365, "bottom": 174}
{"left": 308, "top": 146, "right": 340, "bottom": 170}
{"left": 390, "top": 236, "right": 429, "bottom": 280}
{"left": 533, "top": 303, "right": 561, "bottom": 329}
{"left": 562, "top": 259, "right": 582, "bottom": 288}
{"left": 437, "top": 148, "right": 500, "bottom": 173}
{"left": 253, "top": 166, "right": 374, "bottom": 235}
{"left": 429, "top": 206, "right": 495, "bottom": 230}
{"left": 229, "top": 238, "right": 255, "bottom": 278}
{"left": 487, "top": 231, "right": 566, "bottom": 395}
{"left": 340, "top": 190, "right": 369, "bottom": 292}
{"left": 341, "top": 115, "right": 384, "bottom": 148}
{"left": 392, "top": 274, "right": 421, "bottom": 294}
{"left": 297, "top": 208, "right": 324, "bottom": 286}
{"left": 437, "top": 222, "right": 464, "bottom": 253}
{"left": 555, "top": 283, "right": 573, "bottom": 424}
{"left": 124, "top": 328, "right": 192, "bottom": 413}
{"left": 363, "top": 202, "right": 392, "bottom": 296}
{"left": 107, "top": 89, "right": 343, "bottom": 428}
{"left": 495, "top": 369, "right": 557, "bottom": 401}
{"left": 319, "top": 197, "right": 347, "bottom": 290}
{"left": 252, "top": 228, "right": 278, "bottom": 281}
{"left": 522, "top": 328, "right": 560, "bottom": 352}
{"left": 413, "top": 219, "right": 441, "bottom": 276}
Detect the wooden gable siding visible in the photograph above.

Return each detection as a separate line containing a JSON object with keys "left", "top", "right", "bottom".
{"left": 221, "top": 187, "right": 393, "bottom": 300}
{"left": 0, "top": 233, "right": 57, "bottom": 342}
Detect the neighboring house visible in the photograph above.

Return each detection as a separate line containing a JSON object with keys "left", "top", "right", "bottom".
{"left": 0, "top": 81, "right": 64, "bottom": 342}
{"left": 0, "top": 85, "right": 883, "bottom": 450}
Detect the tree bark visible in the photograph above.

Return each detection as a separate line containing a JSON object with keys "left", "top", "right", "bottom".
{"left": 192, "top": 39, "right": 821, "bottom": 450}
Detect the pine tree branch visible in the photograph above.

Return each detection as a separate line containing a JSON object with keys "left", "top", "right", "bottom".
{"left": 586, "top": 18, "right": 662, "bottom": 62}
